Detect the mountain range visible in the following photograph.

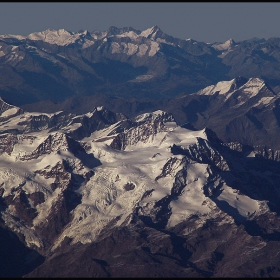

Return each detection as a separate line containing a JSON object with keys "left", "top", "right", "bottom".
{"left": 1, "top": 26, "right": 280, "bottom": 277}
{"left": 1, "top": 25, "right": 280, "bottom": 107}
{"left": 0, "top": 96, "right": 280, "bottom": 277}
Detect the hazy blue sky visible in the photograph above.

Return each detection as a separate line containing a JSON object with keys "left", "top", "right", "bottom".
{"left": 1, "top": 3, "right": 280, "bottom": 43}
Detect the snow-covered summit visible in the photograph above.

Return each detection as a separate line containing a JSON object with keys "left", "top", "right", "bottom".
{"left": 196, "top": 78, "right": 239, "bottom": 96}
{"left": 134, "top": 110, "right": 174, "bottom": 123}
{"left": 0, "top": 25, "right": 169, "bottom": 50}
{"left": 140, "top": 25, "right": 161, "bottom": 39}
{"left": 27, "top": 28, "right": 92, "bottom": 46}
{"left": 212, "top": 38, "right": 236, "bottom": 51}
{"left": 196, "top": 77, "right": 274, "bottom": 102}
{"left": 194, "top": 76, "right": 280, "bottom": 112}
{"left": 0, "top": 28, "right": 94, "bottom": 47}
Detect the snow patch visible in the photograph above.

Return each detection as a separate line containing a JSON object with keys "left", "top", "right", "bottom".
{"left": 149, "top": 41, "right": 160, "bottom": 56}
{"left": 116, "top": 31, "right": 138, "bottom": 40}
{"left": 127, "top": 43, "right": 138, "bottom": 55}
{"left": 1, "top": 107, "right": 18, "bottom": 117}
{"left": 137, "top": 44, "right": 148, "bottom": 56}
{"left": 129, "top": 74, "right": 153, "bottom": 82}
{"left": 168, "top": 163, "right": 210, "bottom": 227}
{"left": 111, "top": 42, "right": 121, "bottom": 54}
{"left": 216, "top": 184, "right": 260, "bottom": 219}
{"left": 254, "top": 96, "right": 275, "bottom": 107}
{"left": 156, "top": 38, "right": 174, "bottom": 46}
{"left": 27, "top": 28, "right": 91, "bottom": 46}
{"left": 197, "top": 78, "right": 236, "bottom": 97}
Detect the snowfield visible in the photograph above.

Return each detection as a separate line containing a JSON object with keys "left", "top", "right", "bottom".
{"left": 0, "top": 104, "right": 266, "bottom": 251}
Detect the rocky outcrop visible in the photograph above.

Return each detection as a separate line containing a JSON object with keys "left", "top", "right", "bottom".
{"left": 0, "top": 133, "right": 18, "bottom": 155}
{"left": 67, "top": 107, "right": 127, "bottom": 140}
{"left": 19, "top": 132, "right": 85, "bottom": 161}
{"left": 110, "top": 111, "right": 174, "bottom": 150}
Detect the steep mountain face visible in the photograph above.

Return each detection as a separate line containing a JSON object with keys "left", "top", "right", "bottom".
{"left": 2, "top": 26, "right": 280, "bottom": 107}
{"left": 1, "top": 101, "right": 280, "bottom": 277}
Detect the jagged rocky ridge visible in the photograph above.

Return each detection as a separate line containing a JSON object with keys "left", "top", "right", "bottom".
{"left": 0, "top": 100, "right": 280, "bottom": 277}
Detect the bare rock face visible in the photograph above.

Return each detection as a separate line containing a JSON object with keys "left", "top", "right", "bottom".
{"left": 110, "top": 111, "right": 174, "bottom": 150}
{"left": 4, "top": 189, "right": 38, "bottom": 227}
{"left": 0, "top": 133, "right": 18, "bottom": 155}
{"left": 27, "top": 192, "right": 45, "bottom": 207}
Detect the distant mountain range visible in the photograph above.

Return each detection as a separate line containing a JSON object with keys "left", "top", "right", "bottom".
{"left": 1, "top": 25, "right": 280, "bottom": 107}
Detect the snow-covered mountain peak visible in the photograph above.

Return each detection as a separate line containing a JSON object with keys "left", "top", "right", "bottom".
{"left": 26, "top": 28, "right": 90, "bottom": 46}
{"left": 196, "top": 78, "right": 238, "bottom": 96}
{"left": 28, "top": 28, "right": 70, "bottom": 38}
{"left": 232, "top": 77, "right": 277, "bottom": 106}
{"left": 196, "top": 76, "right": 271, "bottom": 98}
{"left": 115, "top": 30, "right": 139, "bottom": 40}
{"left": 105, "top": 26, "right": 140, "bottom": 37}
{"left": 237, "top": 77, "right": 275, "bottom": 98}
{"left": 106, "top": 25, "right": 165, "bottom": 42}
{"left": 212, "top": 38, "right": 236, "bottom": 51}
{"left": 134, "top": 110, "right": 174, "bottom": 123}
{"left": 0, "top": 25, "right": 171, "bottom": 57}
{"left": 19, "top": 132, "right": 69, "bottom": 161}
{"left": 140, "top": 25, "right": 161, "bottom": 39}
{"left": 194, "top": 76, "right": 278, "bottom": 109}
{"left": 92, "top": 106, "right": 105, "bottom": 112}
{"left": 78, "top": 29, "right": 89, "bottom": 36}
{"left": 244, "top": 77, "right": 265, "bottom": 88}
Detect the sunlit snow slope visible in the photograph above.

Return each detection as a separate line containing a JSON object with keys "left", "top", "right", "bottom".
{"left": 0, "top": 100, "right": 274, "bottom": 254}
